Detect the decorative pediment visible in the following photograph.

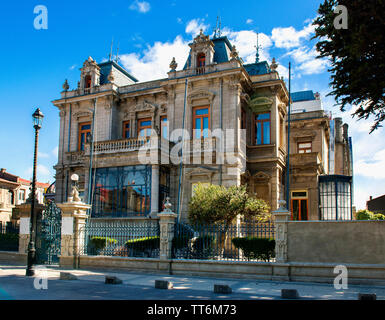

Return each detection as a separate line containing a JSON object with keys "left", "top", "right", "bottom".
{"left": 291, "top": 130, "right": 317, "bottom": 141}
{"left": 253, "top": 171, "right": 271, "bottom": 182}
{"left": 134, "top": 100, "right": 158, "bottom": 113}
{"left": 188, "top": 90, "right": 215, "bottom": 105}
{"left": 73, "top": 110, "right": 92, "bottom": 120}
{"left": 248, "top": 96, "right": 273, "bottom": 113}
{"left": 186, "top": 167, "right": 215, "bottom": 181}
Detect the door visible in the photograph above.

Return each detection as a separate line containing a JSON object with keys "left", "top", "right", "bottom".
{"left": 291, "top": 198, "right": 308, "bottom": 221}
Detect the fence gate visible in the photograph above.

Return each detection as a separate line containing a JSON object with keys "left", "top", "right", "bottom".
{"left": 35, "top": 201, "right": 62, "bottom": 265}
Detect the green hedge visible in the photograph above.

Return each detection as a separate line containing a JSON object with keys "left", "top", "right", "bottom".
{"left": 125, "top": 236, "right": 160, "bottom": 251}
{"left": 356, "top": 209, "right": 385, "bottom": 220}
{"left": 232, "top": 237, "right": 275, "bottom": 261}
{"left": 88, "top": 236, "right": 118, "bottom": 254}
{"left": 0, "top": 233, "right": 19, "bottom": 251}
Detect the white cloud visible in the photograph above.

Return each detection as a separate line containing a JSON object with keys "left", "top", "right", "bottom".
{"left": 355, "top": 149, "right": 385, "bottom": 180}
{"left": 69, "top": 64, "right": 76, "bottom": 70}
{"left": 225, "top": 30, "right": 272, "bottom": 64}
{"left": 119, "top": 36, "right": 190, "bottom": 82}
{"left": 246, "top": 19, "right": 253, "bottom": 25}
{"left": 285, "top": 46, "right": 329, "bottom": 75}
{"left": 52, "top": 146, "right": 58, "bottom": 158}
{"left": 185, "top": 19, "right": 210, "bottom": 37}
{"left": 38, "top": 152, "right": 50, "bottom": 159}
{"left": 25, "top": 164, "right": 53, "bottom": 182}
{"left": 271, "top": 22, "right": 315, "bottom": 49}
{"left": 129, "top": 1, "right": 151, "bottom": 13}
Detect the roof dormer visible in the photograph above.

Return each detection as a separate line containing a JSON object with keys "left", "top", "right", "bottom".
{"left": 186, "top": 30, "right": 215, "bottom": 70}
{"left": 79, "top": 56, "right": 101, "bottom": 90}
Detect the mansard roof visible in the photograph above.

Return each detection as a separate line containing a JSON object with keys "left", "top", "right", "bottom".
{"left": 244, "top": 61, "right": 271, "bottom": 76}
{"left": 291, "top": 90, "right": 316, "bottom": 102}
{"left": 183, "top": 35, "right": 271, "bottom": 77}
{"left": 98, "top": 60, "right": 139, "bottom": 84}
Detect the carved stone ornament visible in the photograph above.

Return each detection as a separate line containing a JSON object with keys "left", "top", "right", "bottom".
{"left": 253, "top": 171, "right": 271, "bottom": 182}
{"left": 193, "top": 29, "right": 210, "bottom": 44}
{"left": 73, "top": 110, "right": 92, "bottom": 120}
{"left": 230, "top": 46, "right": 239, "bottom": 61}
{"left": 107, "top": 69, "right": 114, "bottom": 83}
{"left": 169, "top": 57, "right": 178, "bottom": 71}
{"left": 187, "top": 89, "right": 215, "bottom": 105}
{"left": 270, "top": 57, "right": 278, "bottom": 72}
{"left": 134, "top": 100, "right": 158, "bottom": 113}
{"left": 62, "top": 79, "right": 70, "bottom": 91}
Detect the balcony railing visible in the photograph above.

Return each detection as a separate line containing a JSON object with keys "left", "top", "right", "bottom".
{"left": 92, "top": 137, "right": 149, "bottom": 154}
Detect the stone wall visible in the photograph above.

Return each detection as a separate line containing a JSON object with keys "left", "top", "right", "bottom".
{"left": 287, "top": 221, "right": 385, "bottom": 264}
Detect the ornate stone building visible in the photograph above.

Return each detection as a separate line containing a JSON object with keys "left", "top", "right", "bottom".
{"left": 52, "top": 31, "right": 352, "bottom": 222}
{"left": 52, "top": 31, "right": 290, "bottom": 222}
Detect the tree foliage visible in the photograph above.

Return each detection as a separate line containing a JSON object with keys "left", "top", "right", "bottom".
{"left": 188, "top": 183, "right": 270, "bottom": 227}
{"left": 313, "top": 0, "right": 385, "bottom": 132}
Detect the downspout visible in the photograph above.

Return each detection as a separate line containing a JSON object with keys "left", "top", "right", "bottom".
{"left": 65, "top": 103, "right": 72, "bottom": 202}
{"left": 177, "top": 79, "right": 188, "bottom": 222}
{"left": 87, "top": 98, "right": 97, "bottom": 206}
{"left": 219, "top": 78, "right": 223, "bottom": 185}
{"left": 285, "top": 62, "right": 291, "bottom": 211}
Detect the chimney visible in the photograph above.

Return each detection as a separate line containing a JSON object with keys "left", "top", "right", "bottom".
{"left": 370, "top": 196, "right": 373, "bottom": 201}
{"left": 0, "top": 168, "right": 6, "bottom": 173}
{"left": 335, "top": 118, "right": 343, "bottom": 143}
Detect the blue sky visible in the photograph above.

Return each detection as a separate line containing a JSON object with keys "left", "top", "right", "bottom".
{"left": 0, "top": 0, "right": 383, "bottom": 209}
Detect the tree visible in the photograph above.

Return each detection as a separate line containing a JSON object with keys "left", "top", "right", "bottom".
{"left": 313, "top": 0, "right": 385, "bottom": 132}
{"left": 188, "top": 183, "right": 270, "bottom": 227}
{"left": 188, "top": 183, "right": 270, "bottom": 252}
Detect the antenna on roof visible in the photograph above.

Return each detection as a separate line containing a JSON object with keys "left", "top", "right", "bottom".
{"left": 254, "top": 31, "right": 261, "bottom": 63}
{"left": 109, "top": 38, "right": 114, "bottom": 61}
{"left": 213, "top": 15, "right": 222, "bottom": 39}
{"left": 115, "top": 42, "right": 119, "bottom": 64}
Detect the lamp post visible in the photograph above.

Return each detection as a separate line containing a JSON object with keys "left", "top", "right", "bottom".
{"left": 26, "top": 108, "right": 44, "bottom": 277}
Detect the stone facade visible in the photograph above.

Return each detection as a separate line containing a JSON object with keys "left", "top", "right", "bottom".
{"left": 52, "top": 31, "right": 290, "bottom": 222}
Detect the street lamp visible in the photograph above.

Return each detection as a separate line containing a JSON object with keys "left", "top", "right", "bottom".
{"left": 26, "top": 108, "right": 44, "bottom": 277}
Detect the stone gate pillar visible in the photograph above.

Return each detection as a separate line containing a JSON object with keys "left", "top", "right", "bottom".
{"left": 158, "top": 197, "right": 177, "bottom": 260}
{"left": 15, "top": 202, "right": 44, "bottom": 254}
{"left": 57, "top": 189, "right": 91, "bottom": 268}
{"left": 272, "top": 200, "right": 290, "bottom": 263}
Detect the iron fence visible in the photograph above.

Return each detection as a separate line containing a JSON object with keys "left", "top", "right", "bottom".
{"left": 0, "top": 221, "right": 19, "bottom": 252}
{"left": 171, "top": 220, "right": 275, "bottom": 262}
{"left": 79, "top": 221, "right": 160, "bottom": 258}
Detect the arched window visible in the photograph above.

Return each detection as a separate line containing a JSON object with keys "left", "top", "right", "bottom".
{"left": 84, "top": 75, "right": 92, "bottom": 88}
{"left": 197, "top": 53, "right": 206, "bottom": 74}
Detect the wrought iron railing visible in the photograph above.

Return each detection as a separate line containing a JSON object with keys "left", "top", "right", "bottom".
{"left": 79, "top": 221, "right": 160, "bottom": 258}
{"left": 0, "top": 221, "right": 19, "bottom": 252}
{"left": 171, "top": 221, "right": 275, "bottom": 262}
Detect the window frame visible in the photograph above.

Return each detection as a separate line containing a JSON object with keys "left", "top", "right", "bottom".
{"left": 254, "top": 112, "right": 271, "bottom": 145}
{"left": 298, "top": 141, "right": 312, "bottom": 154}
{"left": 160, "top": 116, "right": 168, "bottom": 140}
{"left": 78, "top": 121, "right": 92, "bottom": 151}
{"left": 192, "top": 106, "right": 211, "bottom": 139}
{"left": 291, "top": 190, "right": 309, "bottom": 221}
{"left": 123, "top": 120, "right": 130, "bottom": 139}
{"left": 137, "top": 118, "right": 152, "bottom": 138}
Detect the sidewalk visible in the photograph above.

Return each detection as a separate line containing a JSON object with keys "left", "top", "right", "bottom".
{"left": 1, "top": 263, "right": 385, "bottom": 300}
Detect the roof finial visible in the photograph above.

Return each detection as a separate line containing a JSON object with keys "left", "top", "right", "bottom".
{"left": 115, "top": 42, "right": 119, "bottom": 64}
{"left": 255, "top": 31, "right": 261, "bottom": 63}
{"left": 109, "top": 38, "right": 114, "bottom": 61}
{"left": 213, "top": 15, "right": 222, "bottom": 39}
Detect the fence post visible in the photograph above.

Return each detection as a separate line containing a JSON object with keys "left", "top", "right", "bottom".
{"left": 272, "top": 200, "right": 290, "bottom": 263}
{"left": 158, "top": 197, "right": 177, "bottom": 260}
{"left": 57, "top": 189, "right": 91, "bottom": 268}
{"left": 14, "top": 202, "right": 44, "bottom": 254}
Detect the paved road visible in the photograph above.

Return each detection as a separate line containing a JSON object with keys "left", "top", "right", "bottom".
{"left": 0, "top": 264, "right": 384, "bottom": 300}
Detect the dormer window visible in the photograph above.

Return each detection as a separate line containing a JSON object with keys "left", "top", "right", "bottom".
{"left": 197, "top": 53, "right": 206, "bottom": 74}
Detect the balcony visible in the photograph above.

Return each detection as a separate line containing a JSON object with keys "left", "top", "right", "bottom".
{"left": 91, "top": 137, "right": 150, "bottom": 155}
{"left": 290, "top": 152, "right": 322, "bottom": 167}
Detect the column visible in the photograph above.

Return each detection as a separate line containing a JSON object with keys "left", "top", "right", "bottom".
{"left": 272, "top": 200, "right": 290, "bottom": 263}
{"left": 15, "top": 202, "right": 44, "bottom": 254}
{"left": 57, "top": 198, "right": 91, "bottom": 268}
{"left": 150, "top": 164, "right": 159, "bottom": 217}
{"left": 158, "top": 198, "right": 177, "bottom": 260}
